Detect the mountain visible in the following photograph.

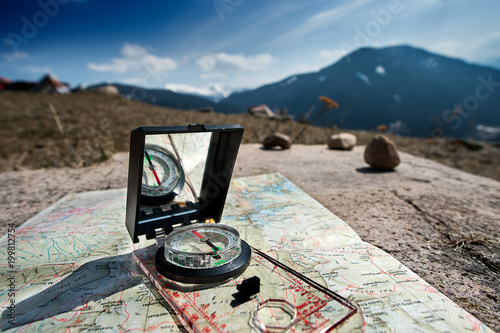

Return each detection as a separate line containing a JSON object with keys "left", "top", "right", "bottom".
{"left": 222, "top": 45, "right": 500, "bottom": 139}
{"left": 86, "top": 82, "right": 238, "bottom": 113}
{"left": 87, "top": 45, "right": 500, "bottom": 140}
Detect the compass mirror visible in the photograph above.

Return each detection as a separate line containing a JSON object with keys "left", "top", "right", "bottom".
{"left": 125, "top": 125, "right": 244, "bottom": 243}
{"left": 140, "top": 132, "right": 211, "bottom": 212}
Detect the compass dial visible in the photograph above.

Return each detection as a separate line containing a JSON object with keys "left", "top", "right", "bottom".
{"left": 155, "top": 224, "right": 252, "bottom": 283}
{"left": 165, "top": 224, "right": 241, "bottom": 268}
{"left": 141, "top": 144, "right": 185, "bottom": 206}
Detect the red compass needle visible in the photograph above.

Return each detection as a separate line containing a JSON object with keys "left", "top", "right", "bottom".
{"left": 144, "top": 151, "right": 162, "bottom": 186}
{"left": 192, "top": 230, "right": 219, "bottom": 252}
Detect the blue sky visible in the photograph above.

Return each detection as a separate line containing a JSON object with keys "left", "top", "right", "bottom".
{"left": 1, "top": 0, "right": 499, "bottom": 97}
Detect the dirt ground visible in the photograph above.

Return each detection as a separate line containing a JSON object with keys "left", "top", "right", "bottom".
{"left": 1, "top": 144, "right": 498, "bottom": 331}
{"left": 2, "top": 91, "right": 500, "bottom": 182}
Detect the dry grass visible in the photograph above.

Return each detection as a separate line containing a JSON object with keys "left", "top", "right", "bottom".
{"left": 1, "top": 90, "right": 499, "bottom": 181}
{"left": 445, "top": 232, "right": 500, "bottom": 250}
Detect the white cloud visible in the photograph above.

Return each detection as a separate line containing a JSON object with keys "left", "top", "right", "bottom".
{"left": 200, "top": 72, "right": 228, "bottom": 80}
{"left": 287, "top": 63, "right": 321, "bottom": 74}
{"left": 421, "top": 32, "right": 500, "bottom": 65}
{"left": 3, "top": 51, "right": 29, "bottom": 62}
{"left": 88, "top": 43, "right": 177, "bottom": 74}
{"left": 431, "top": 40, "right": 464, "bottom": 57}
{"left": 122, "top": 78, "right": 144, "bottom": 85}
{"left": 463, "top": 31, "right": 500, "bottom": 55}
{"left": 272, "top": 0, "right": 371, "bottom": 46}
{"left": 19, "top": 65, "right": 52, "bottom": 74}
{"left": 319, "top": 49, "right": 349, "bottom": 62}
{"left": 196, "top": 52, "right": 273, "bottom": 73}
{"left": 308, "top": 0, "right": 371, "bottom": 24}
{"left": 165, "top": 82, "right": 232, "bottom": 101}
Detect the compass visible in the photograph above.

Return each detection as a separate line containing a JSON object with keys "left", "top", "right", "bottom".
{"left": 155, "top": 224, "right": 251, "bottom": 283}
{"left": 126, "top": 125, "right": 357, "bottom": 332}
{"left": 141, "top": 144, "right": 185, "bottom": 206}
{"left": 126, "top": 125, "right": 249, "bottom": 282}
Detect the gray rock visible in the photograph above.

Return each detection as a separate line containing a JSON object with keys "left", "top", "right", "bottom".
{"left": 262, "top": 133, "right": 292, "bottom": 149}
{"left": 327, "top": 133, "right": 357, "bottom": 150}
{"left": 364, "top": 134, "right": 400, "bottom": 170}
{"left": 1, "top": 145, "right": 498, "bottom": 330}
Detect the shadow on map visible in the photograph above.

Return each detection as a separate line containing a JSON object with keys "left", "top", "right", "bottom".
{"left": 0, "top": 253, "right": 143, "bottom": 330}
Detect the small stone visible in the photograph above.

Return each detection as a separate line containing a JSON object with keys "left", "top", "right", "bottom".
{"left": 262, "top": 133, "right": 292, "bottom": 149}
{"left": 364, "top": 135, "right": 400, "bottom": 170}
{"left": 327, "top": 133, "right": 357, "bottom": 150}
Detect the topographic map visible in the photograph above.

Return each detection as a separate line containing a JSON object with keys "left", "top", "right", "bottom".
{"left": 0, "top": 173, "right": 494, "bottom": 332}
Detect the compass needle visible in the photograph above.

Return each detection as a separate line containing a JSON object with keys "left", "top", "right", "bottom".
{"left": 192, "top": 230, "right": 219, "bottom": 252}
{"left": 144, "top": 150, "right": 162, "bottom": 186}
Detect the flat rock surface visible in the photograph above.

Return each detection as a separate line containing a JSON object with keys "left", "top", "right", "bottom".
{"left": 1, "top": 144, "right": 499, "bottom": 331}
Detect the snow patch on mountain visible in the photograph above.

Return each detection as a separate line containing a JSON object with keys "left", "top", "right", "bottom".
{"left": 389, "top": 120, "right": 410, "bottom": 135}
{"left": 375, "top": 65, "right": 386, "bottom": 76}
{"left": 472, "top": 124, "right": 500, "bottom": 141}
{"left": 356, "top": 72, "right": 371, "bottom": 86}
{"left": 422, "top": 57, "right": 439, "bottom": 68}
{"left": 285, "top": 76, "right": 297, "bottom": 85}
{"left": 164, "top": 83, "right": 232, "bottom": 102}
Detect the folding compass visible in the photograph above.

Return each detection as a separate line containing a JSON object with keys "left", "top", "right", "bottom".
{"left": 125, "top": 124, "right": 251, "bottom": 283}
{"left": 125, "top": 124, "right": 357, "bottom": 332}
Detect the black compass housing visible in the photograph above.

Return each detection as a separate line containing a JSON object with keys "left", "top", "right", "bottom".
{"left": 154, "top": 240, "right": 252, "bottom": 284}
{"left": 125, "top": 124, "right": 244, "bottom": 243}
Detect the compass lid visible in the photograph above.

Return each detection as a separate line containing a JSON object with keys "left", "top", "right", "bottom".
{"left": 125, "top": 124, "right": 244, "bottom": 243}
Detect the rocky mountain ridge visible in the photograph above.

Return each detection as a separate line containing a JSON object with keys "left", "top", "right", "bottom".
{"left": 88, "top": 45, "right": 500, "bottom": 141}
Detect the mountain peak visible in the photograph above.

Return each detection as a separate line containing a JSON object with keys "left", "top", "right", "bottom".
{"left": 223, "top": 44, "right": 500, "bottom": 140}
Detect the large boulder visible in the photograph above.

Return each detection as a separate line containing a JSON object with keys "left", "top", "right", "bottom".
{"left": 364, "top": 135, "right": 400, "bottom": 170}
{"left": 327, "top": 133, "right": 357, "bottom": 150}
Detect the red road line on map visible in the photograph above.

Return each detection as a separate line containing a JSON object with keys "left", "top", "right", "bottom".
{"left": 279, "top": 228, "right": 288, "bottom": 250}
{"left": 367, "top": 248, "right": 439, "bottom": 290}
{"left": 120, "top": 301, "right": 130, "bottom": 332}
{"left": 254, "top": 254, "right": 300, "bottom": 307}
{"left": 466, "top": 313, "right": 483, "bottom": 333}
{"left": 50, "top": 308, "right": 80, "bottom": 323}
{"left": 165, "top": 279, "right": 222, "bottom": 331}
{"left": 364, "top": 247, "right": 460, "bottom": 306}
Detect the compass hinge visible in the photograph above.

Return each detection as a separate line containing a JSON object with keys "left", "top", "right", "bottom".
{"left": 154, "top": 228, "right": 166, "bottom": 248}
